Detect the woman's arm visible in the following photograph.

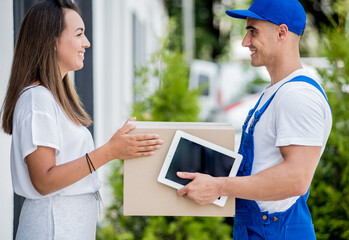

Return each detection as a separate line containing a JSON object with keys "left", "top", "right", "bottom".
{"left": 26, "top": 119, "right": 163, "bottom": 195}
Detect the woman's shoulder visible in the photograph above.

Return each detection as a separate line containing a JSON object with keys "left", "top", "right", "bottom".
{"left": 21, "top": 85, "right": 55, "bottom": 101}
{"left": 17, "top": 86, "right": 58, "bottom": 113}
{"left": 21, "top": 85, "right": 52, "bottom": 97}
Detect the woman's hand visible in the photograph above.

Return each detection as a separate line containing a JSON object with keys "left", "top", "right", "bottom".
{"left": 106, "top": 117, "right": 163, "bottom": 160}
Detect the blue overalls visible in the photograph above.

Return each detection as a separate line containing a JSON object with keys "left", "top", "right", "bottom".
{"left": 233, "top": 76, "right": 331, "bottom": 239}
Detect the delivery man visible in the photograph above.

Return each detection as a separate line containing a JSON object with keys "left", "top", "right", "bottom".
{"left": 177, "top": 0, "right": 332, "bottom": 239}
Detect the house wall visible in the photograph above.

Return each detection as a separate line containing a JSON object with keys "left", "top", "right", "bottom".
{"left": 0, "top": 1, "right": 14, "bottom": 239}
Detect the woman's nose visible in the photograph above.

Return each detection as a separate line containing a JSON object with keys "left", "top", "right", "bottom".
{"left": 83, "top": 36, "right": 91, "bottom": 48}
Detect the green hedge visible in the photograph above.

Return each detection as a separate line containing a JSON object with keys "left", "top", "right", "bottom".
{"left": 308, "top": 1, "right": 349, "bottom": 239}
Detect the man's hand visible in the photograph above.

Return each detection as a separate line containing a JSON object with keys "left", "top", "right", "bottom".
{"left": 176, "top": 172, "right": 222, "bottom": 205}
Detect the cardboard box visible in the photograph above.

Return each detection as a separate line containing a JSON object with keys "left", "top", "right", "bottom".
{"left": 124, "top": 121, "right": 236, "bottom": 217}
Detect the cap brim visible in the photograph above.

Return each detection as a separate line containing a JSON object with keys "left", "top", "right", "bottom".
{"left": 225, "top": 10, "right": 266, "bottom": 21}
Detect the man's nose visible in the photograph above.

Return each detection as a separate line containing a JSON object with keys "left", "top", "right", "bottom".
{"left": 242, "top": 34, "right": 250, "bottom": 47}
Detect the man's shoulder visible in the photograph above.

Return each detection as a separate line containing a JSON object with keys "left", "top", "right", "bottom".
{"left": 277, "top": 70, "right": 325, "bottom": 99}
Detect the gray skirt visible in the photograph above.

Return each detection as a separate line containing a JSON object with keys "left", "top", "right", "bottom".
{"left": 16, "top": 193, "right": 98, "bottom": 240}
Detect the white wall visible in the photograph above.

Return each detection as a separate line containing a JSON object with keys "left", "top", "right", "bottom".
{"left": 0, "top": 0, "right": 14, "bottom": 239}
{"left": 92, "top": 0, "right": 168, "bottom": 212}
{"left": 93, "top": 0, "right": 167, "bottom": 146}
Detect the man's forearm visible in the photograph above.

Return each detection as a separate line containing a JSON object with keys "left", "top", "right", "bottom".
{"left": 219, "top": 145, "right": 321, "bottom": 201}
{"left": 219, "top": 161, "right": 307, "bottom": 201}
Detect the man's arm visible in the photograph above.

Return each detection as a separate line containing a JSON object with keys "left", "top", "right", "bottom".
{"left": 177, "top": 145, "right": 321, "bottom": 206}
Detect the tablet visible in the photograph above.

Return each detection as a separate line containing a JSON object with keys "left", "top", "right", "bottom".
{"left": 158, "top": 130, "right": 242, "bottom": 207}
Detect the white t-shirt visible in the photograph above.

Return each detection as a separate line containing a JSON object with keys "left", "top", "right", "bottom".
{"left": 247, "top": 69, "right": 332, "bottom": 214}
{"left": 11, "top": 86, "right": 101, "bottom": 199}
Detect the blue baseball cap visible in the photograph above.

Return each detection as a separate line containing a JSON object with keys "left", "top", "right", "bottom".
{"left": 226, "top": 0, "right": 306, "bottom": 35}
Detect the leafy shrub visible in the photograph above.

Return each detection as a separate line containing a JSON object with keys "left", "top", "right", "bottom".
{"left": 308, "top": 1, "right": 349, "bottom": 239}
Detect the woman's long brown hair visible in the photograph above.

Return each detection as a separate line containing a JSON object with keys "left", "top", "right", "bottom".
{"left": 1, "top": 0, "right": 92, "bottom": 135}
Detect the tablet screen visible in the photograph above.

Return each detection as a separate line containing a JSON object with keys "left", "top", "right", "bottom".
{"left": 165, "top": 138, "right": 235, "bottom": 186}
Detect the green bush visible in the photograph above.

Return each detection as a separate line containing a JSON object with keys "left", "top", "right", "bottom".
{"left": 131, "top": 42, "right": 200, "bottom": 122}
{"left": 308, "top": 0, "right": 349, "bottom": 239}
{"left": 97, "top": 20, "right": 233, "bottom": 240}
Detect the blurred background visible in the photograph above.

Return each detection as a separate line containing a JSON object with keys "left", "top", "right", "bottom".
{"left": 0, "top": 0, "right": 348, "bottom": 239}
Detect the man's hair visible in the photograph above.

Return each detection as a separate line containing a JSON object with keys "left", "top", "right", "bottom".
{"left": 1, "top": 0, "right": 92, "bottom": 135}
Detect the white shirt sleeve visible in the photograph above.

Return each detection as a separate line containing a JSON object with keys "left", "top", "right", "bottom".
{"left": 274, "top": 86, "right": 326, "bottom": 147}
{"left": 16, "top": 90, "right": 61, "bottom": 161}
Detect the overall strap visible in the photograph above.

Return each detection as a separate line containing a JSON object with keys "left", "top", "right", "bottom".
{"left": 242, "top": 93, "right": 264, "bottom": 132}
{"left": 287, "top": 75, "right": 330, "bottom": 105}
{"left": 248, "top": 75, "right": 331, "bottom": 135}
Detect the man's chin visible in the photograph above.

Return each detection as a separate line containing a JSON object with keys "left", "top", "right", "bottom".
{"left": 250, "top": 61, "right": 263, "bottom": 67}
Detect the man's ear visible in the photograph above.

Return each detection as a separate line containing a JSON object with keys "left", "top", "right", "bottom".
{"left": 278, "top": 24, "right": 288, "bottom": 40}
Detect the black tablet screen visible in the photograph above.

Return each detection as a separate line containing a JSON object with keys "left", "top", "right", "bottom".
{"left": 165, "top": 138, "right": 235, "bottom": 186}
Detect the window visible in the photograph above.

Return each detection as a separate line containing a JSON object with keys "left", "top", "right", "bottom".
{"left": 132, "top": 12, "right": 146, "bottom": 102}
{"left": 199, "top": 74, "right": 210, "bottom": 96}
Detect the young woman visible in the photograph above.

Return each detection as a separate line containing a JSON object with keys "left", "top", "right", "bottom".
{"left": 1, "top": 0, "right": 162, "bottom": 239}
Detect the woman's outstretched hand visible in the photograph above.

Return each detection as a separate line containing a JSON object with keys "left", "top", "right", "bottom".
{"left": 106, "top": 117, "right": 163, "bottom": 160}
